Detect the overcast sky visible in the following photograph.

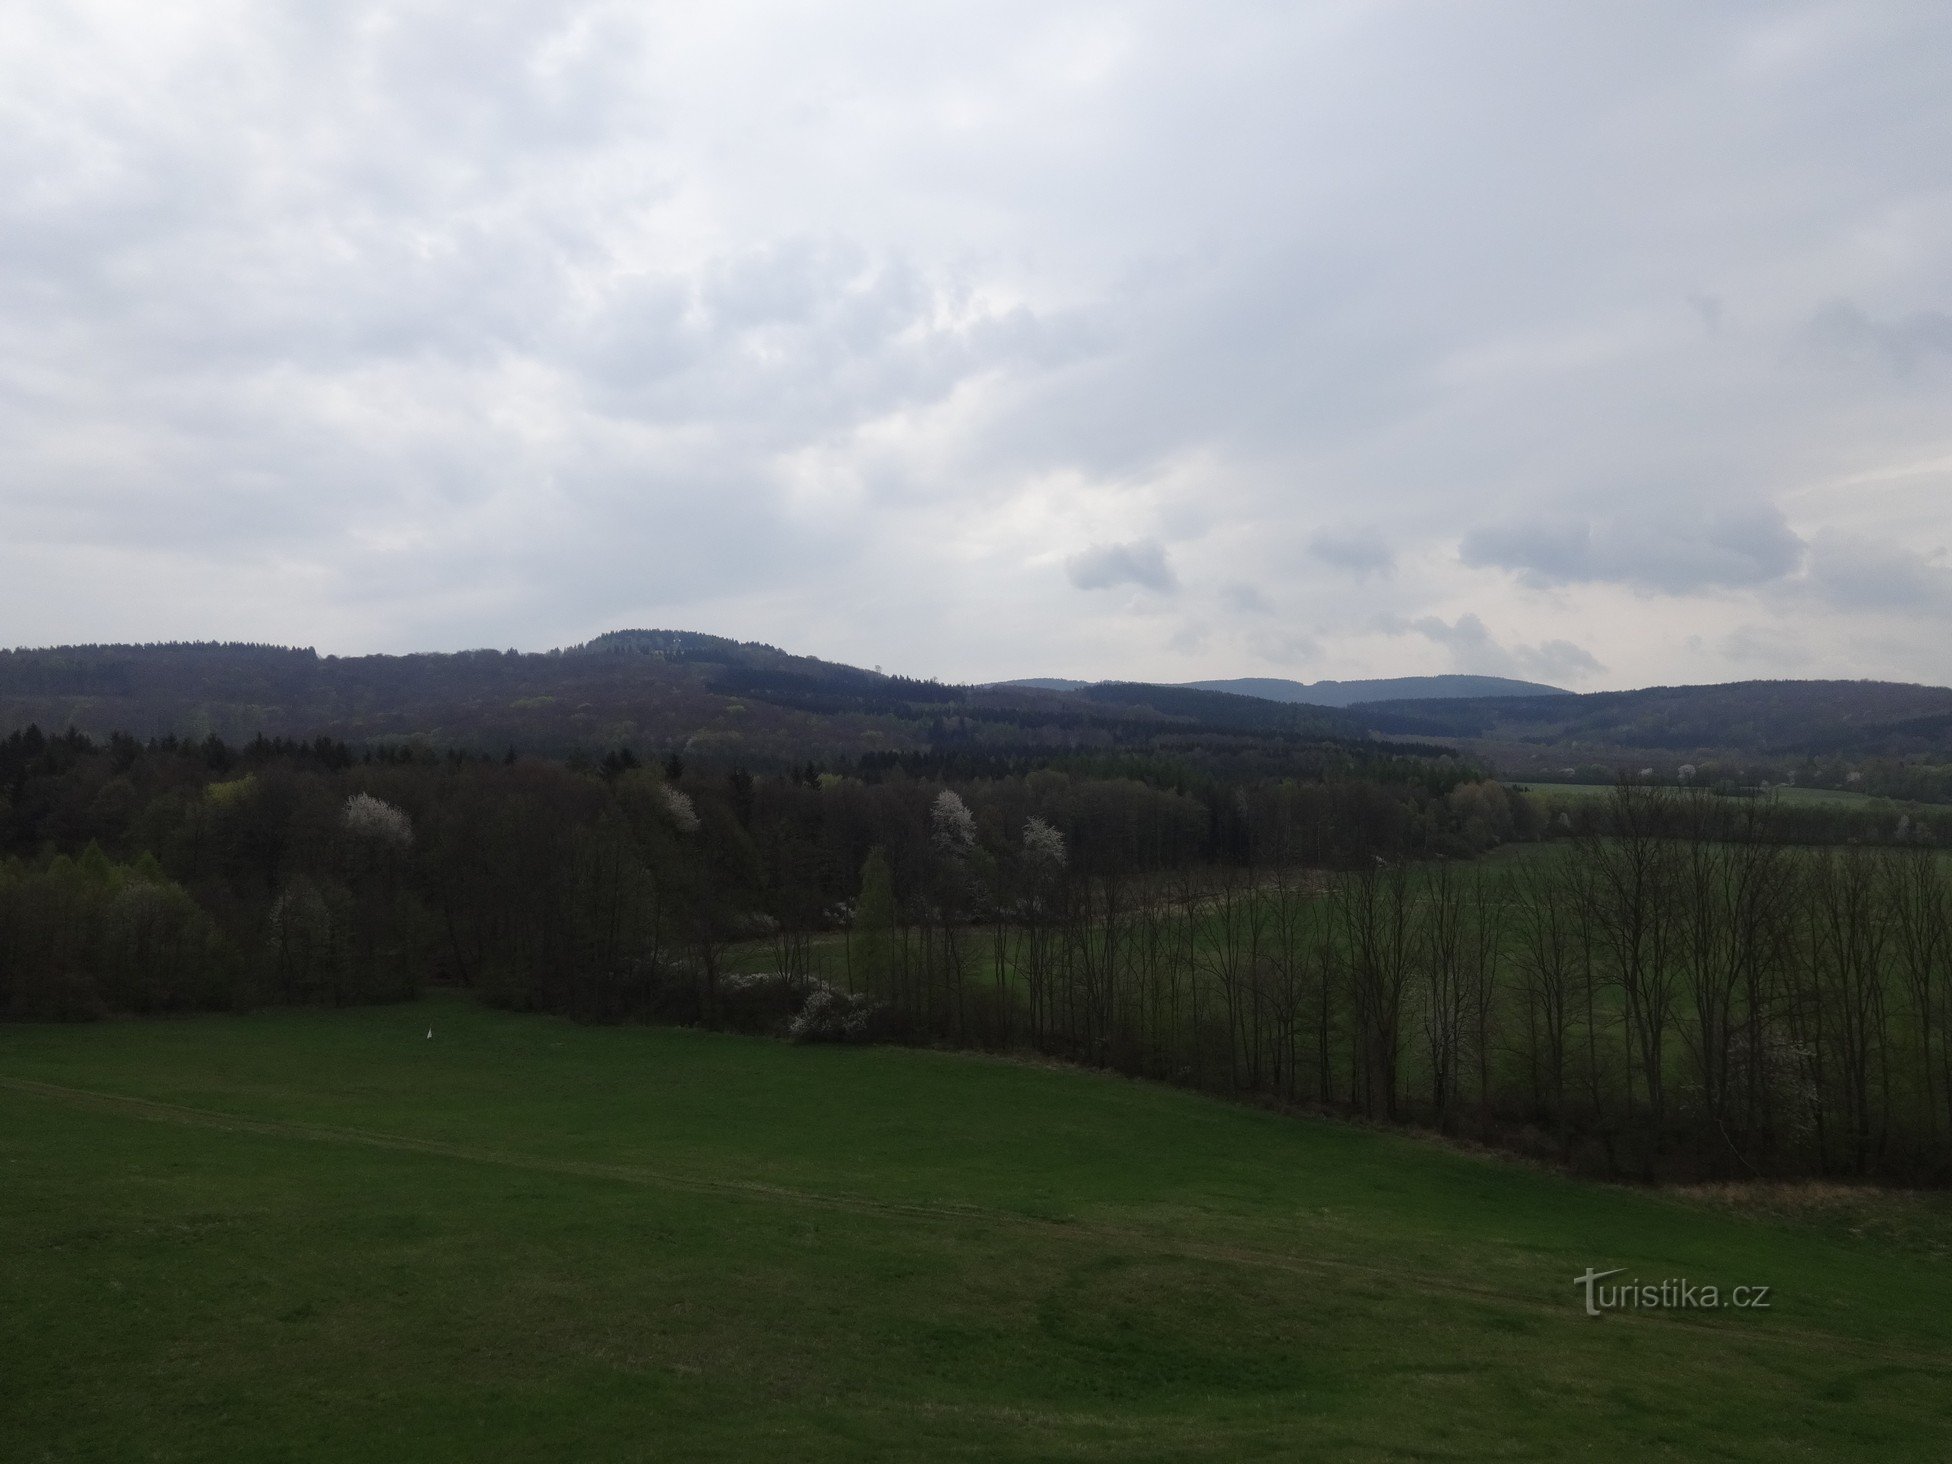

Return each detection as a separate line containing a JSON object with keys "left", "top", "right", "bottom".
{"left": 4, "top": 2, "right": 1950, "bottom": 689}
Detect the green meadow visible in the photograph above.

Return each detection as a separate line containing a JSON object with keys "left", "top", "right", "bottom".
{"left": 5, "top": 994, "right": 1951, "bottom": 1461}
{"left": 1512, "top": 780, "right": 1899, "bottom": 810}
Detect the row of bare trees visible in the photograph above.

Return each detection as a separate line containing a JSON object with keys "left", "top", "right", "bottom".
{"left": 826, "top": 786, "right": 1952, "bottom": 1182}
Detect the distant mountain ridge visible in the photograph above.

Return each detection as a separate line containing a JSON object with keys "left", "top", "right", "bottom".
{"left": 1357, "top": 678, "right": 1952, "bottom": 760}
{"left": 996, "top": 673, "right": 1567, "bottom": 707}
{"left": 8, "top": 635, "right": 1952, "bottom": 779}
{"left": 990, "top": 671, "right": 1952, "bottom": 784}
{"left": 0, "top": 630, "right": 1375, "bottom": 765}
{"left": 1184, "top": 674, "right": 1567, "bottom": 706}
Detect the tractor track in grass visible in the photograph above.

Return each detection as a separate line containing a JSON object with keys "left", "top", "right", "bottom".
{"left": 5, "top": 1073, "right": 1947, "bottom": 1371}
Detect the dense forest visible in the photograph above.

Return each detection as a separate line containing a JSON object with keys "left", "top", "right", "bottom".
{"left": 0, "top": 721, "right": 1475, "bottom": 1022}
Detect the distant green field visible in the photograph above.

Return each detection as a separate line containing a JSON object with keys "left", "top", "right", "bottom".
{"left": 5, "top": 996, "right": 1952, "bottom": 1461}
{"left": 1512, "top": 780, "right": 1900, "bottom": 810}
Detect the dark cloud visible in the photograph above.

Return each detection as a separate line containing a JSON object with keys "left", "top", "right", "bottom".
{"left": 1066, "top": 540, "right": 1177, "bottom": 594}
{"left": 1460, "top": 505, "right": 1806, "bottom": 594}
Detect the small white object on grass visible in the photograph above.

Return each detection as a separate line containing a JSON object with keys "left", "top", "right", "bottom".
{"left": 426, "top": 1028, "right": 434, "bottom": 1039}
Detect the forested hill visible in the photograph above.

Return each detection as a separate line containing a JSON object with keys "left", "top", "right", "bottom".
{"left": 0, "top": 633, "right": 1387, "bottom": 770}
{"left": 14, "top": 639, "right": 1952, "bottom": 778}
{"left": 1355, "top": 679, "right": 1952, "bottom": 760}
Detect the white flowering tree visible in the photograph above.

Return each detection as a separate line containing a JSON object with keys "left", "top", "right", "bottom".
{"left": 660, "top": 784, "right": 700, "bottom": 834}
{"left": 1021, "top": 816, "right": 1066, "bottom": 872}
{"left": 343, "top": 792, "right": 412, "bottom": 848}
{"left": 931, "top": 789, "right": 976, "bottom": 858}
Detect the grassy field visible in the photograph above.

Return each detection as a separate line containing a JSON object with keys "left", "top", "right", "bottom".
{"left": 5, "top": 996, "right": 1952, "bottom": 1461}
{"left": 1511, "top": 780, "right": 1899, "bottom": 810}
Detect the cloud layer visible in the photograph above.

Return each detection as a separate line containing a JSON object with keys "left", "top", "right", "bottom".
{"left": 1460, "top": 506, "right": 1807, "bottom": 594}
{"left": 2, "top": 3, "right": 1950, "bottom": 689}
{"left": 1066, "top": 540, "right": 1177, "bottom": 594}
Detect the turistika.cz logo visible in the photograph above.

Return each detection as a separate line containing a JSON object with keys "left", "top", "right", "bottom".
{"left": 1573, "top": 1267, "right": 1772, "bottom": 1317}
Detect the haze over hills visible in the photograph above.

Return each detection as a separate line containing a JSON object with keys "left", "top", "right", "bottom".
{"left": 999, "top": 674, "right": 1567, "bottom": 707}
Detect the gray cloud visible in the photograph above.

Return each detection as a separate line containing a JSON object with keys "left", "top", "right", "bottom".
{"left": 1799, "top": 301, "right": 1952, "bottom": 376}
{"left": 1066, "top": 540, "right": 1177, "bottom": 594}
{"left": 1519, "top": 639, "right": 1608, "bottom": 684}
{"left": 1307, "top": 529, "right": 1395, "bottom": 578}
{"left": 1460, "top": 505, "right": 1806, "bottom": 594}
{"left": 1219, "top": 581, "right": 1272, "bottom": 614}
{"left": 1247, "top": 628, "right": 1319, "bottom": 665}
{"left": 1802, "top": 532, "right": 1952, "bottom": 613}
{"left": 1385, "top": 612, "right": 1603, "bottom": 685}
{"left": 0, "top": 4, "right": 1948, "bottom": 688}
{"left": 1721, "top": 624, "right": 1814, "bottom": 669}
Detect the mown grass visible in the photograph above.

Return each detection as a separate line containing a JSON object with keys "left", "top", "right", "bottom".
{"left": 4, "top": 993, "right": 1951, "bottom": 1461}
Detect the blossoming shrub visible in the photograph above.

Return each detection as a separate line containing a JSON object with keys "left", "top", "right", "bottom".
{"left": 787, "top": 982, "right": 880, "bottom": 1044}
{"left": 930, "top": 789, "right": 976, "bottom": 857}
{"left": 706, "top": 971, "right": 882, "bottom": 1042}
{"left": 660, "top": 785, "right": 700, "bottom": 833}
{"left": 342, "top": 793, "right": 412, "bottom": 847}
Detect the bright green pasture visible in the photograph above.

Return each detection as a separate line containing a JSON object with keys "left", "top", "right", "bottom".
{"left": 4, "top": 995, "right": 1951, "bottom": 1461}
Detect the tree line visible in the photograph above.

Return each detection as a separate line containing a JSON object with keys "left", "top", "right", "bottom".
{"left": 6, "top": 723, "right": 1948, "bottom": 1182}
{"left": 826, "top": 784, "right": 1949, "bottom": 1183}
{"left": 0, "top": 723, "right": 1486, "bottom": 1023}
